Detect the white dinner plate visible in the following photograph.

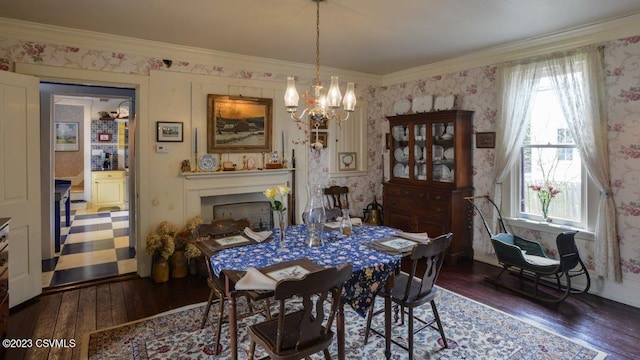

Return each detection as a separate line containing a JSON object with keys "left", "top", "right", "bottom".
{"left": 433, "top": 164, "right": 451, "bottom": 181}
{"left": 393, "top": 163, "right": 405, "bottom": 177}
{"left": 433, "top": 96, "right": 447, "bottom": 111}
{"left": 411, "top": 95, "right": 432, "bottom": 113}
{"left": 444, "top": 147, "right": 455, "bottom": 160}
{"left": 414, "top": 145, "right": 422, "bottom": 160}
{"left": 392, "top": 126, "right": 404, "bottom": 141}
{"left": 393, "top": 99, "right": 411, "bottom": 115}
{"left": 394, "top": 148, "right": 406, "bottom": 162}
{"left": 444, "top": 94, "right": 455, "bottom": 110}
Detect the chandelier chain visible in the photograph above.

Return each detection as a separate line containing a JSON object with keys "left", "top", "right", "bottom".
{"left": 315, "top": 0, "right": 321, "bottom": 86}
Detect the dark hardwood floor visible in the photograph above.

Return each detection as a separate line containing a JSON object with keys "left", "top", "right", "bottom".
{"left": 6, "top": 260, "right": 639, "bottom": 359}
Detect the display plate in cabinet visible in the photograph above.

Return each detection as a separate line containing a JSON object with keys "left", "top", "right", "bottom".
{"left": 444, "top": 147, "right": 455, "bottom": 160}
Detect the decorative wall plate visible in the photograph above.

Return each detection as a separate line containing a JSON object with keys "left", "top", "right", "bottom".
{"left": 433, "top": 96, "right": 447, "bottom": 111}
{"left": 393, "top": 99, "right": 411, "bottom": 115}
{"left": 411, "top": 95, "right": 432, "bottom": 113}
{"left": 199, "top": 153, "right": 218, "bottom": 171}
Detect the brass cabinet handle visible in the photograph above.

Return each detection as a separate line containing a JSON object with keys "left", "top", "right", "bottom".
{"left": 435, "top": 208, "right": 443, "bottom": 214}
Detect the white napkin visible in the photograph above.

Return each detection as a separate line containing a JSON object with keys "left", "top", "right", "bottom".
{"left": 235, "top": 267, "right": 276, "bottom": 290}
{"left": 396, "top": 231, "right": 430, "bottom": 242}
{"left": 335, "top": 217, "right": 363, "bottom": 226}
{"left": 325, "top": 221, "right": 341, "bottom": 229}
{"left": 244, "top": 227, "right": 272, "bottom": 242}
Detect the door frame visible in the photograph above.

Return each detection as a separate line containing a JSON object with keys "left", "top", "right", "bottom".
{"left": 43, "top": 85, "right": 135, "bottom": 259}
{"left": 15, "top": 63, "right": 151, "bottom": 277}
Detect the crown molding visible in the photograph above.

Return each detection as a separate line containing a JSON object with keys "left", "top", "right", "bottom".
{"left": 0, "top": 17, "right": 380, "bottom": 86}
{"left": 3, "top": 13, "right": 640, "bottom": 89}
{"left": 382, "top": 12, "right": 640, "bottom": 86}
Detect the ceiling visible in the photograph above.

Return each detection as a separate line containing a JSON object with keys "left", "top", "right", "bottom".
{"left": 2, "top": 0, "right": 640, "bottom": 75}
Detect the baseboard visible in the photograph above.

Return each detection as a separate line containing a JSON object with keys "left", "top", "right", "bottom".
{"left": 473, "top": 253, "right": 640, "bottom": 309}
{"left": 70, "top": 191, "right": 85, "bottom": 202}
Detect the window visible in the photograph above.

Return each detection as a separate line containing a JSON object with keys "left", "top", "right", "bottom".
{"left": 514, "top": 76, "right": 591, "bottom": 228}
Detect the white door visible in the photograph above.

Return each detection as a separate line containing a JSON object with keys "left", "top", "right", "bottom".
{"left": 0, "top": 71, "right": 42, "bottom": 307}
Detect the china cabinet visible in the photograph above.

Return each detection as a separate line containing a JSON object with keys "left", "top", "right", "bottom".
{"left": 384, "top": 110, "right": 474, "bottom": 264}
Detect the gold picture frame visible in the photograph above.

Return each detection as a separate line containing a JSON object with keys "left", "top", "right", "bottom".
{"left": 207, "top": 95, "right": 273, "bottom": 153}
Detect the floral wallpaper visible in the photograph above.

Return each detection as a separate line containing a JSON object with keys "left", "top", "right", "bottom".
{"left": 1, "top": 31, "right": 639, "bottom": 287}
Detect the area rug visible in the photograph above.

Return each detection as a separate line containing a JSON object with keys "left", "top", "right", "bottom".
{"left": 81, "top": 287, "right": 606, "bottom": 359}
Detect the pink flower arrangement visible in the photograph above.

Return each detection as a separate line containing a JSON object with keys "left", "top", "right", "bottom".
{"left": 530, "top": 184, "right": 561, "bottom": 220}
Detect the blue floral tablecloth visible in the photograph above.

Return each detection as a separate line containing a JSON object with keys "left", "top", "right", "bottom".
{"left": 210, "top": 224, "right": 402, "bottom": 317}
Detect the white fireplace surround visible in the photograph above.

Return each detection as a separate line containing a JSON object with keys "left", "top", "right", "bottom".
{"left": 183, "top": 169, "right": 295, "bottom": 224}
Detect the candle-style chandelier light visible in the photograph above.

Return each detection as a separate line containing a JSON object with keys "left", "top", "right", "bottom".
{"left": 284, "top": 0, "right": 357, "bottom": 135}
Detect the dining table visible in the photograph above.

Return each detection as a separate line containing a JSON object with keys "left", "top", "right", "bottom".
{"left": 209, "top": 223, "right": 405, "bottom": 360}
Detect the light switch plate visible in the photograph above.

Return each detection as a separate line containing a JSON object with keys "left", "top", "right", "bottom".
{"left": 155, "top": 144, "right": 169, "bottom": 153}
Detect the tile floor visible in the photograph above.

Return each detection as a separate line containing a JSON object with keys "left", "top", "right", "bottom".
{"left": 42, "top": 201, "right": 136, "bottom": 288}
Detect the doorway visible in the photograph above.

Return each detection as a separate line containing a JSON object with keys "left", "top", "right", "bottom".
{"left": 41, "top": 83, "right": 137, "bottom": 288}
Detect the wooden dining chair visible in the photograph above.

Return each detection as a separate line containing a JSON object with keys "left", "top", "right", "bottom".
{"left": 247, "top": 263, "right": 353, "bottom": 360}
{"left": 323, "top": 185, "right": 350, "bottom": 220}
{"left": 195, "top": 218, "right": 273, "bottom": 355}
{"left": 364, "top": 233, "right": 453, "bottom": 360}
{"left": 323, "top": 185, "right": 350, "bottom": 210}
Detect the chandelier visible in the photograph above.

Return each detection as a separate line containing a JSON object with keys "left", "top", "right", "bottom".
{"left": 284, "top": 0, "right": 357, "bottom": 132}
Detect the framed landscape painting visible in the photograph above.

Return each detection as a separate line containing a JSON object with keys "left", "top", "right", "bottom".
{"left": 157, "top": 122, "right": 184, "bottom": 142}
{"left": 207, "top": 94, "right": 273, "bottom": 153}
{"left": 54, "top": 122, "right": 79, "bottom": 151}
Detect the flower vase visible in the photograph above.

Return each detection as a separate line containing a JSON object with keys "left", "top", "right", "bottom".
{"left": 170, "top": 250, "right": 188, "bottom": 278}
{"left": 152, "top": 257, "right": 170, "bottom": 283}
{"left": 541, "top": 200, "right": 551, "bottom": 222}
{"left": 275, "top": 211, "right": 287, "bottom": 251}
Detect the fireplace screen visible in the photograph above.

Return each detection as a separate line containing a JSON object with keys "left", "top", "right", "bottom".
{"left": 213, "top": 201, "right": 273, "bottom": 231}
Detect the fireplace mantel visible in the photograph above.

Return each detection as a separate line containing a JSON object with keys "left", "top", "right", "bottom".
{"left": 182, "top": 168, "right": 295, "bottom": 221}
{"left": 180, "top": 168, "right": 292, "bottom": 180}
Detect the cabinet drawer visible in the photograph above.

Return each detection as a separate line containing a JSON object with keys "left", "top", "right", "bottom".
{"left": 92, "top": 171, "right": 125, "bottom": 181}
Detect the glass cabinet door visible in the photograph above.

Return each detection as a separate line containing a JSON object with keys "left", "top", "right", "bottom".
{"left": 431, "top": 121, "right": 455, "bottom": 183}
{"left": 391, "top": 124, "right": 409, "bottom": 179}
{"left": 413, "top": 123, "right": 427, "bottom": 181}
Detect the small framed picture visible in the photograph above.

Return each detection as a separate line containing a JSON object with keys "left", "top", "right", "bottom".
{"left": 54, "top": 122, "right": 79, "bottom": 151}
{"left": 476, "top": 132, "right": 496, "bottom": 148}
{"left": 98, "top": 133, "right": 111, "bottom": 142}
{"left": 338, "top": 152, "right": 357, "bottom": 171}
{"left": 157, "top": 122, "right": 184, "bottom": 142}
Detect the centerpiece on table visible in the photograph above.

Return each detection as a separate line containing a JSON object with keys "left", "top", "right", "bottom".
{"left": 264, "top": 184, "right": 291, "bottom": 251}
{"left": 530, "top": 184, "right": 561, "bottom": 222}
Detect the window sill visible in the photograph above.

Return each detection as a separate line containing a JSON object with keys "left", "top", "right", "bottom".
{"left": 328, "top": 170, "right": 368, "bottom": 179}
{"left": 503, "top": 217, "right": 594, "bottom": 242}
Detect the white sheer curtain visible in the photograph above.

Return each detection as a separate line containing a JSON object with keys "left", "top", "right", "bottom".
{"left": 545, "top": 48, "right": 621, "bottom": 281}
{"left": 490, "top": 63, "right": 540, "bottom": 253}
